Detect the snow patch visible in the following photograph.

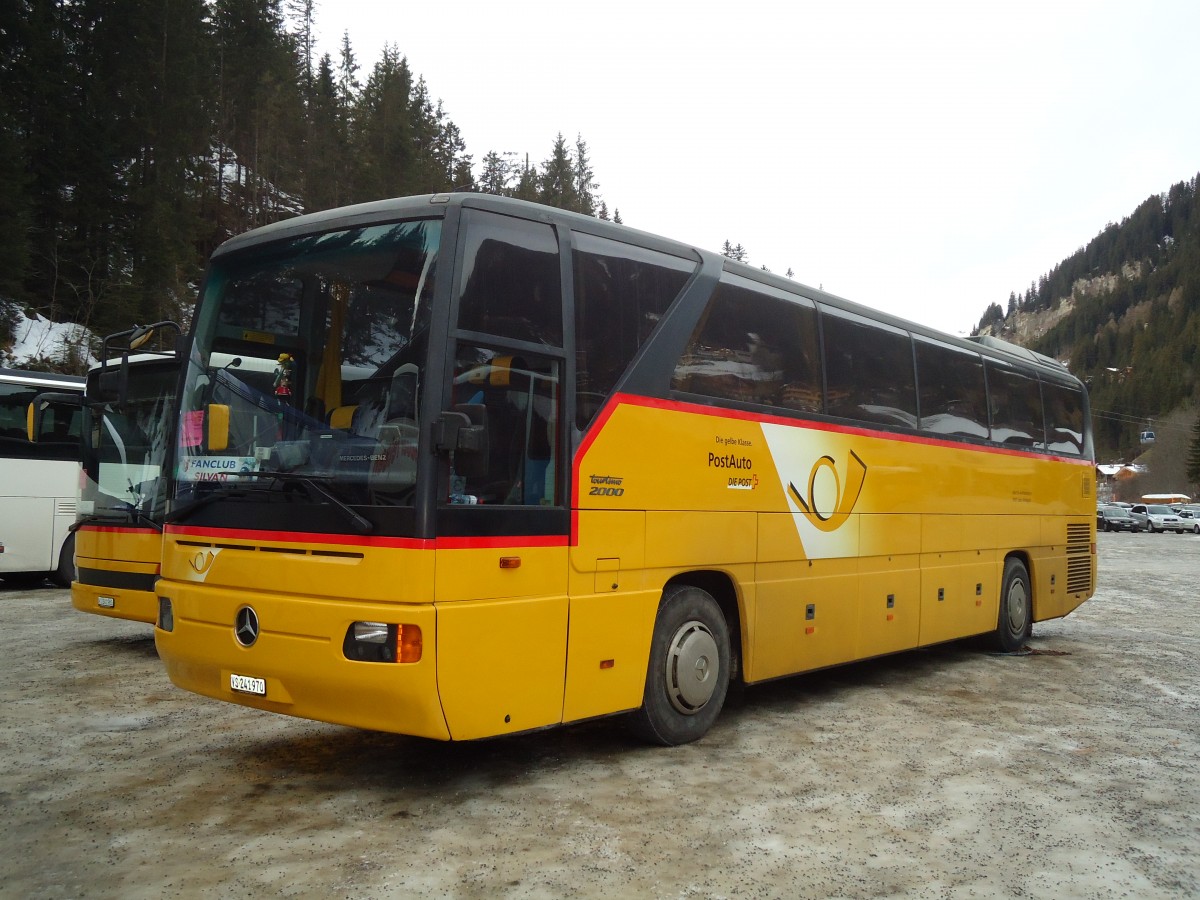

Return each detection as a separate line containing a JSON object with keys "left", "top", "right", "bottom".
{"left": 0, "top": 298, "right": 96, "bottom": 371}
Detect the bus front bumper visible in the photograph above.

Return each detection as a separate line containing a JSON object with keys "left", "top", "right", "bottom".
{"left": 154, "top": 580, "right": 450, "bottom": 740}
{"left": 72, "top": 560, "right": 160, "bottom": 624}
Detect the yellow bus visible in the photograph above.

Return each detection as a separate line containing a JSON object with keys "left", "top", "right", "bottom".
{"left": 155, "top": 194, "right": 1096, "bottom": 745}
{"left": 68, "top": 326, "right": 180, "bottom": 623}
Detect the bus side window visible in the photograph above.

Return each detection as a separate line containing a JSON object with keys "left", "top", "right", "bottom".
{"left": 0, "top": 384, "right": 36, "bottom": 442}
{"left": 915, "top": 338, "right": 989, "bottom": 440}
{"left": 1041, "top": 379, "right": 1084, "bottom": 456}
{"left": 573, "top": 233, "right": 695, "bottom": 428}
{"left": 821, "top": 309, "right": 917, "bottom": 429}
{"left": 986, "top": 361, "right": 1045, "bottom": 447}
{"left": 449, "top": 349, "right": 561, "bottom": 507}
{"left": 456, "top": 210, "right": 562, "bottom": 347}
{"left": 671, "top": 273, "right": 821, "bottom": 413}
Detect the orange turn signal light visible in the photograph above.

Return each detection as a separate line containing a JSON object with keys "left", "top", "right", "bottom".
{"left": 398, "top": 624, "right": 423, "bottom": 663}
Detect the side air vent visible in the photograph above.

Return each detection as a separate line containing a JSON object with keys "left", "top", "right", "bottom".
{"left": 1066, "top": 522, "right": 1091, "bottom": 594}
{"left": 176, "top": 540, "right": 364, "bottom": 561}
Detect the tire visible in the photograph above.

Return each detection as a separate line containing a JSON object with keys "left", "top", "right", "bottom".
{"left": 51, "top": 532, "right": 76, "bottom": 588}
{"left": 632, "top": 584, "right": 732, "bottom": 746}
{"left": 991, "top": 557, "right": 1032, "bottom": 653}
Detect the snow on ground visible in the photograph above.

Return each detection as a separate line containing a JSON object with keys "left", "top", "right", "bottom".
{"left": 0, "top": 299, "right": 96, "bottom": 370}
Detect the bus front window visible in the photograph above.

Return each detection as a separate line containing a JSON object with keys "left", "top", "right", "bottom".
{"left": 83, "top": 359, "right": 178, "bottom": 524}
{"left": 175, "top": 220, "right": 439, "bottom": 514}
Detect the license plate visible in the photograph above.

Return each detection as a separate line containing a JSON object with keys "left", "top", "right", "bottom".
{"left": 230, "top": 673, "right": 266, "bottom": 696}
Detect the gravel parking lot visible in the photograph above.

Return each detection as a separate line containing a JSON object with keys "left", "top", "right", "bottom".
{"left": 2, "top": 532, "right": 1198, "bottom": 898}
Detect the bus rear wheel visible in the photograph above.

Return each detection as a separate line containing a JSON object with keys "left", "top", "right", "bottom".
{"left": 992, "top": 557, "right": 1032, "bottom": 653}
{"left": 632, "top": 584, "right": 731, "bottom": 746}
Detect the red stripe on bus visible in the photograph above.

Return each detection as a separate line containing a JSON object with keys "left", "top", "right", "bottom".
{"left": 434, "top": 535, "right": 568, "bottom": 550}
{"left": 164, "top": 524, "right": 432, "bottom": 550}
{"left": 575, "top": 393, "right": 1096, "bottom": 467}
{"left": 163, "top": 525, "right": 566, "bottom": 551}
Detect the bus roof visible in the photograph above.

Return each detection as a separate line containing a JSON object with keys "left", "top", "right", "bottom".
{"left": 0, "top": 367, "right": 85, "bottom": 389}
{"left": 209, "top": 193, "right": 1081, "bottom": 387}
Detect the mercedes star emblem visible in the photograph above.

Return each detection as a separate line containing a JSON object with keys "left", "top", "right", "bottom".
{"left": 234, "top": 606, "right": 260, "bottom": 647}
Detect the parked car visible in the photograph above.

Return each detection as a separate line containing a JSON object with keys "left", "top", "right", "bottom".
{"left": 1129, "top": 504, "right": 1189, "bottom": 533}
{"left": 1097, "top": 506, "right": 1139, "bottom": 532}
{"left": 1175, "top": 505, "right": 1200, "bottom": 533}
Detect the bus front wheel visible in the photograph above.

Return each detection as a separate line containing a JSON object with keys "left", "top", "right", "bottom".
{"left": 992, "top": 557, "right": 1032, "bottom": 653}
{"left": 52, "top": 532, "right": 76, "bottom": 588}
{"left": 632, "top": 584, "right": 731, "bottom": 746}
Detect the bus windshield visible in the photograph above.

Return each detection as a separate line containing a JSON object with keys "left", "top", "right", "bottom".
{"left": 82, "top": 356, "right": 178, "bottom": 526}
{"left": 174, "top": 219, "right": 440, "bottom": 520}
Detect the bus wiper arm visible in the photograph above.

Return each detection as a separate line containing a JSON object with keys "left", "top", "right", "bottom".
{"left": 69, "top": 509, "right": 164, "bottom": 533}
{"left": 248, "top": 472, "right": 374, "bottom": 535}
{"left": 165, "top": 488, "right": 254, "bottom": 524}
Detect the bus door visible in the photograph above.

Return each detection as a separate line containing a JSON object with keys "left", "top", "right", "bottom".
{"left": 432, "top": 209, "right": 570, "bottom": 739}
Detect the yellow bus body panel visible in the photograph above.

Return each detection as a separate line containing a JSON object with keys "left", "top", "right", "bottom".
{"left": 165, "top": 530, "right": 437, "bottom": 603}
{"left": 72, "top": 527, "right": 162, "bottom": 623}
{"left": 436, "top": 594, "right": 567, "bottom": 739}
{"left": 155, "top": 395, "right": 1096, "bottom": 738}
{"left": 563, "top": 510, "right": 657, "bottom": 722}
{"left": 578, "top": 400, "right": 1096, "bottom": 688}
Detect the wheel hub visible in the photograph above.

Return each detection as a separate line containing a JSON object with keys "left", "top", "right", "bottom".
{"left": 665, "top": 620, "right": 720, "bottom": 714}
{"left": 1006, "top": 578, "right": 1028, "bottom": 634}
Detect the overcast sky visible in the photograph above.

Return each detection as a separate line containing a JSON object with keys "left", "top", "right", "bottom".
{"left": 311, "top": 0, "right": 1200, "bottom": 336}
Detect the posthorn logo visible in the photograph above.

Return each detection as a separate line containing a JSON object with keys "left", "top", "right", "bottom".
{"left": 234, "top": 606, "right": 260, "bottom": 647}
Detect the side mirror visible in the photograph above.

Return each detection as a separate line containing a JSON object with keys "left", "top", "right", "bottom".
{"left": 433, "top": 404, "right": 488, "bottom": 479}
{"left": 94, "top": 366, "right": 127, "bottom": 404}
{"left": 99, "top": 320, "right": 182, "bottom": 407}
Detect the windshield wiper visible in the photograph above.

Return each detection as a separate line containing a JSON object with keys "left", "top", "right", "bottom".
{"left": 70, "top": 508, "right": 164, "bottom": 533}
{"left": 165, "top": 486, "right": 258, "bottom": 525}
{"left": 245, "top": 472, "right": 374, "bottom": 535}
{"left": 165, "top": 474, "right": 374, "bottom": 535}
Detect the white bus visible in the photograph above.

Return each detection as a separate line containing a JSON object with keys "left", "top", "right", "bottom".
{"left": 0, "top": 367, "right": 85, "bottom": 586}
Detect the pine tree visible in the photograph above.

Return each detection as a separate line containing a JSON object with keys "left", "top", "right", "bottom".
{"left": 336, "top": 31, "right": 360, "bottom": 110}
{"left": 211, "top": 0, "right": 306, "bottom": 232}
{"left": 479, "top": 151, "right": 513, "bottom": 195}
{"left": 0, "top": 83, "right": 30, "bottom": 303}
{"left": 573, "top": 134, "right": 597, "bottom": 216}
{"left": 431, "top": 100, "right": 473, "bottom": 191}
{"left": 11, "top": 0, "right": 75, "bottom": 317}
{"left": 122, "top": 0, "right": 213, "bottom": 327}
{"left": 304, "top": 54, "right": 351, "bottom": 211}
{"left": 538, "top": 133, "right": 579, "bottom": 211}
{"left": 1187, "top": 415, "right": 1200, "bottom": 489}
{"left": 721, "top": 241, "right": 748, "bottom": 262}
{"left": 512, "top": 157, "right": 539, "bottom": 202}
{"left": 353, "top": 45, "right": 415, "bottom": 200}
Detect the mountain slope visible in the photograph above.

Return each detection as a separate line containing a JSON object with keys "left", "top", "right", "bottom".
{"left": 976, "top": 174, "right": 1200, "bottom": 456}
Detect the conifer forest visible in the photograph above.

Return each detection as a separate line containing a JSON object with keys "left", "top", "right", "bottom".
{"left": 0, "top": 0, "right": 609, "bottom": 353}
